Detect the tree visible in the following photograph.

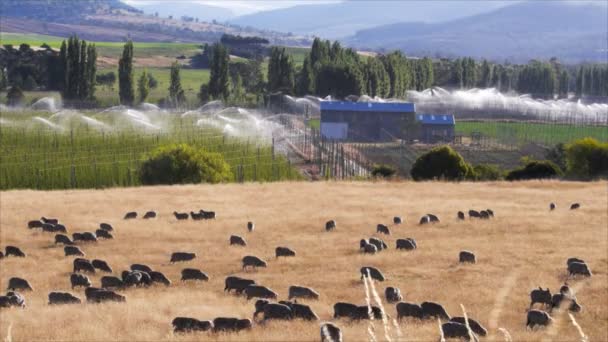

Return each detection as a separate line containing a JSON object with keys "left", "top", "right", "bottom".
{"left": 505, "top": 160, "right": 562, "bottom": 181}
{"left": 296, "top": 56, "right": 315, "bottom": 96}
{"left": 364, "top": 57, "right": 389, "bottom": 97}
{"left": 137, "top": 69, "right": 150, "bottom": 103}
{"left": 198, "top": 83, "right": 210, "bottom": 103}
{"left": 0, "top": 67, "right": 7, "bottom": 91}
{"left": 565, "top": 138, "right": 608, "bottom": 179}
{"left": 168, "top": 62, "right": 185, "bottom": 107}
{"left": 86, "top": 43, "right": 97, "bottom": 100}
{"left": 78, "top": 40, "right": 88, "bottom": 100}
{"left": 230, "top": 72, "right": 244, "bottom": 103}
{"left": 410, "top": 145, "right": 473, "bottom": 181}
{"left": 207, "top": 43, "right": 230, "bottom": 100}
{"left": 118, "top": 41, "right": 135, "bottom": 106}
{"left": 267, "top": 47, "right": 295, "bottom": 94}
{"left": 6, "top": 86, "right": 24, "bottom": 106}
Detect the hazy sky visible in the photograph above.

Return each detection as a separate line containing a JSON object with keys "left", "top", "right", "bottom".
{"left": 124, "top": 0, "right": 341, "bottom": 15}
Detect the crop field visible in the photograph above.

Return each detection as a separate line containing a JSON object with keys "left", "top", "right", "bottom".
{"left": 0, "top": 110, "right": 300, "bottom": 190}
{"left": 0, "top": 181, "right": 606, "bottom": 341}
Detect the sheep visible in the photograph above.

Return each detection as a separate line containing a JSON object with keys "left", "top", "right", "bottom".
{"left": 427, "top": 214, "right": 440, "bottom": 223}
{"left": 190, "top": 211, "right": 205, "bottom": 220}
{"left": 419, "top": 215, "right": 430, "bottom": 225}
{"left": 212, "top": 318, "right": 251, "bottom": 332}
{"left": 570, "top": 203, "right": 580, "bottom": 210}
{"left": 567, "top": 257, "right": 585, "bottom": 266}
{"left": 393, "top": 216, "right": 402, "bottom": 224}
{"left": 48, "top": 292, "right": 81, "bottom": 305}
{"left": 244, "top": 285, "right": 277, "bottom": 300}
{"left": 385, "top": 287, "right": 402, "bottom": 303}
{"left": 333, "top": 302, "right": 358, "bottom": 319}
{"left": 172, "top": 317, "right": 213, "bottom": 333}
{"left": 457, "top": 211, "right": 465, "bottom": 220}
{"left": 131, "top": 264, "right": 153, "bottom": 273}
{"left": 174, "top": 211, "right": 189, "bottom": 220}
{"left": 325, "top": 220, "right": 336, "bottom": 231}
{"left": 254, "top": 299, "right": 270, "bottom": 316}
{"left": 355, "top": 305, "right": 383, "bottom": 320}
{"left": 396, "top": 302, "right": 423, "bottom": 319}
{"left": 568, "top": 261, "right": 592, "bottom": 277}
{"left": 369, "top": 237, "right": 387, "bottom": 251}
{"left": 72, "top": 233, "right": 84, "bottom": 242}
{"left": 526, "top": 310, "right": 552, "bottom": 329}
{"left": 376, "top": 224, "right": 390, "bottom": 235}
{"left": 0, "top": 252, "right": 3, "bottom": 259}
{"left": 230, "top": 235, "right": 247, "bottom": 246}
{"left": 284, "top": 301, "right": 319, "bottom": 320}
{"left": 360, "top": 239, "right": 368, "bottom": 250}
{"left": 320, "top": 322, "right": 342, "bottom": 342}
{"left": 73, "top": 258, "right": 95, "bottom": 273}
{"left": 276, "top": 246, "right": 296, "bottom": 258}
{"left": 396, "top": 238, "right": 416, "bottom": 250}
{"left": 181, "top": 268, "right": 209, "bottom": 282}
{"left": 363, "top": 243, "right": 378, "bottom": 254}
{"left": 5, "top": 246, "right": 25, "bottom": 257}
{"left": 360, "top": 266, "right": 385, "bottom": 282}
{"left": 288, "top": 285, "right": 319, "bottom": 300}
{"left": 259, "top": 303, "right": 293, "bottom": 321}
{"left": 41, "top": 217, "right": 59, "bottom": 224}
{"left": 92, "top": 259, "right": 112, "bottom": 273}
{"left": 550, "top": 203, "right": 556, "bottom": 211}
{"left": 199, "top": 210, "right": 216, "bottom": 220}
{"left": 54, "top": 234, "right": 73, "bottom": 245}
{"left": 550, "top": 293, "right": 582, "bottom": 313}
{"left": 486, "top": 209, "right": 494, "bottom": 217}
{"left": 248, "top": 221, "right": 255, "bottom": 232}
{"left": 95, "top": 229, "right": 113, "bottom": 239}
{"left": 170, "top": 252, "right": 196, "bottom": 263}
{"left": 559, "top": 283, "right": 573, "bottom": 297}
{"left": 99, "top": 223, "right": 113, "bottom": 231}
{"left": 442, "top": 322, "right": 478, "bottom": 342}
{"left": 81, "top": 232, "right": 98, "bottom": 242}
{"left": 7, "top": 278, "right": 33, "bottom": 291}
{"left": 143, "top": 211, "right": 156, "bottom": 219}
{"left": 0, "top": 292, "right": 25, "bottom": 308}
{"left": 124, "top": 212, "right": 137, "bottom": 219}
{"left": 479, "top": 210, "right": 490, "bottom": 219}
{"left": 450, "top": 317, "right": 488, "bottom": 337}
{"left": 42, "top": 223, "right": 58, "bottom": 233}
{"left": 149, "top": 271, "right": 171, "bottom": 286}
{"left": 529, "top": 287, "right": 552, "bottom": 309}
{"left": 85, "top": 287, "right": 126, "bottom": 303}
{"left": 70, "top": 273, "right": 91, "bottom": 288}
{"left": 469, "top": 210, "right": 481, "bottom": 218}
{"left": 122, "top": 270, "right": 152, "bottom": 287}
{"left": 421, "top": 301, "right": 450, "bottom": 320}
{"left": 65, "top": 246, "right": 85, "bottom": 257}
{"left": 242, "top": 255, "right": 267, "bottom": 270}
{"left": 459, "top": 250, "right": 476, "bottom": 264}
{"left": 101, "top": 276, "right": 124, "bottom": 289}
{"left": 224, "top": 276, "right": 255, "bottom": 294}
{"left": 28, "top": 220, "right": 43, "bottom": 229}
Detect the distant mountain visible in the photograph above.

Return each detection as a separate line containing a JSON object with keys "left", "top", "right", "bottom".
{"left": 230, "top": 1, "right": 512, "bottom": 38}
{"left": 0, "top": 0, "right": 142, "bottom": 23}
{"left": 133, "top": 2, "right": 234, "bottom": 23}
{"left": 346, "top": 1, "right": 608, "bottom": 62}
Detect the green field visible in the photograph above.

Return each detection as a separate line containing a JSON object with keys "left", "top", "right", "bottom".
{"left": 0, "top": 110, "right": 301, "bottom": 190}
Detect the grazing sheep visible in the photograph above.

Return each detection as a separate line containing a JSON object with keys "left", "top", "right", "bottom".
{"left": 224, "top": 276, "right": 255, "bottom": 294}
{"left": 376, "top": 224, "right": 390, "bottom": 235}
{"left": 242, "top": 255, "right": 267, "bottom": 270}
{"left": 393, "top": 216, "right": 402, "bottom": 224}
{"left": 131, "top": 264, "right": 153, "bottom": 273}
{"left": 355, "top": 305, "right": 383, "bottom": 320}
{"left": 124, "top": 212, "right": 137, "bottom": 219}
{"left": 360, "top": 239, "right": 368, "bottom": 250}
{"left": 0, "top": 292, "right": 25, "bottom": 308}
{"left": 99, "top": 223, "right": 113, "bottom": 231}
{"left": 396, "top": 302, "right": 423, "bottom": 319}
{"left": 230, "top": 235, "right": 247, "bottom": 246}
{"left": 174, "top": 212, "right": 189, "bottom": 220}
{"left": 212, "top": 318, "right": 251, "bottom": 332}
{"left": 65, "top": 246, "right": 85, "bottom": 257}
{"left": 149, "top": 271, "right": 171, "bottom": 286}
{"left": 7, "top": 278, "right": 33, "bottom": 291}
{"left": 369, "top": 237, "right": 387, "bottom": 250}
{"left": 427, "top": 214, "right": 440, "bottom": 223}
{"left": 396, "top": 238, "right": 416, "bottom": 250}
{"left": 199, "top": 210, "right": 216, "bottom": 220}
{"left": 333, "top": 302, "right": 358, "bottom": 319}
{"left": 469, "top": 210, "right": 481, "bottom": 218}
{"left": 190, "top": 211, "right": 205, "bottom": 220}
{"left": 288, "top": 285, "right": 319, "bottom": 300}
{"left": 41, "top": 217, "right": 59, "bottom": 224}
{"left": 568, "top": 262, "right": 592, "bottom": 277}
{"left": 85, "top": 287, "right": 126, "bottom": 303}
{"left": 479, "top": 211, "right": 490, "bottom": 219}
{"left": 457, "top": 211, "right": 465, "bottom": 220}
{"left": 172, "top": 317, "right": 213, "bottom": 333}
{"left": 81, "top": 232, "right": 97, "bottom": 242}
{"left": 5, "top": 246, "right": 25, "bottom": 257}
{"left": 122, "top": 270, "right": 152, "bottom": 287}
{"left": 419, "top": 215, "right": 430, "bottom": 225}
{"left": 567, "top": 257, "right": 584, "bottom": 266}
{"left": 101, "top": 276, "right": 124, "bottom": 289}
{"left": 54, "top": 234, "right": 73, "bottom": 245}
{"left": 28, "top": 220, "right": 43, "bottom": 229}
{"left": 360, "top": 266, "right": 385, "bottom": 282}
{"left": 48, "top": 292, "right": 81, "bottom": 305}
{"left": 385, "top": 287, "right": 402, "bottom": 303}
{"left": 95, "top": 229, "right": 113, "bottom": 239}
{"left": 72, "top": 233, "right": 84, "bottom": 242}
{"left": 181, "top": 268, "right": 209, "bottom": 282}
{"left": 92, "top": 259, "right": 112, "bottom": 273}
{"left": 363, "top": 243, "right": 378, "bottom": 254}
{"left": 526, "top": 310, "right": 552, "bottom": 329}
{"left": 450, "top": 317, "right": 488, "bottom": 337}
{"left": 170, "top": 252, "right": 196, "bottom": 263}
{"left": 259, "top": 303, "right": 293, "bottom": 321}
{"left": 143, "top": 211, "right": 156, "bottom": 219}
{"left": 321, "top": 322, "right": 343, "bottom": 342}
{"left": 550, "top": 203, "right": 556, "bottom": 211}
{"left": 244, "top": 285, "right": 277, "bottom": 300}
{"left": 42, "top": 223, "right": 57, "bottom": 233}
{"left": 276, "top": 246, "right": 296, "bottom": 258}
{"left": 550, "top": 293, "right": 582, "bottom": 313}
{"left": 486, "top": 209, "right": 494, "bottom": 217}
{"left": 73, "top": 258, "right": 95, "bottom": 273}
{"left": 254, "top": 299, "right": 270, "bottom": 316}
{"left": 0, "top": 252, "right": 3, "bottom": 259}
{"left": 70, "top": 273, "right": 91, "bottom": 288}
{"left": 280, "top": 301, "right": 319, "bottom": 320}
{"left": 459, "top": 251, "right": 476, "bottom": 264}
{"left": 570, "top": 203, "right": 580, "bottom": 210}
{"left": 248, "top": 221, "right": 255, "bottom": 232}
{"left": 530, "top": 287, "right": 552, "bottom": 308}
{"left": 0, "top": 296, "right": 11, "bottom": 308}
{"left": 421, "top": 301, "right": 450, "bottom": 320}
{"left": 559, "top": 283, "right": 572, "bottom": 297}
{"left": 325, "top": 220, "right": 336, "bottom": 231}
{"left": 442, "top": 322, "right": 478, "bottom": 342}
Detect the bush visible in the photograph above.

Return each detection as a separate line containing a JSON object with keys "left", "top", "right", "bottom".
{"left": 546, "top": 143, "right": 567, "bottom": 172}
{"left": 505, "top": 160, "right": 563, "bottom": 181}
{"left": 411, "top": 145, "right": 473, "bottom": 181}
{"left": 371, "top": 164, "right": 396, "bottom": 178}
{"left": 472, "top": 164, "right": 503, "bottom": 181}
{"left": 138, "top": 144, "right": 232, "bottom": 185}
{"left": 565, "top": 138, "right": 608, "bottom": 180}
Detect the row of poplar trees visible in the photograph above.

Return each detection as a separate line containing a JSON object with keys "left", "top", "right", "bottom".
{"left": 59, "top": 35, "right": 97, "bottom": 101}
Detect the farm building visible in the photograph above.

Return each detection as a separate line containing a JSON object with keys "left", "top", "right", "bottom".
{"left": 320, "top": 101, "right": 416, "bottom": 141}
{"left": 417, "top": 114, "right": 456, "bottom": 143}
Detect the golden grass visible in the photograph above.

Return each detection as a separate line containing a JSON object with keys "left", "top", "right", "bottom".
{"left": 0, "top": 181, "right": 606, "bottom": 341}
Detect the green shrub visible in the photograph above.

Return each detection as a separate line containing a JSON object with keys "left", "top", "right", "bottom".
{"left": 371, "top": 164, "right": 396, "bottom": 178}
{"left": 565, "top": 138, "right": 608, "bottom": 180}
{"left": 472, "top": 164, "right": 503, "bottom": 181}
{"left": 410, "top": 145, "right": 473, "bottom": 181}
{"left": 138, "top": 144, "right": 232, "bottom": 185}
{"left": 546, "top": 142, "right": 567, "bottom": 171}
{"left": 506, "top": 160, "right": 563, "bottom": 181}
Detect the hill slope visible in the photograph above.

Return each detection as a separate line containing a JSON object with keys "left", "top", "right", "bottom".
{"left": 132, "top": 1, "right": 234, "bottom": 22}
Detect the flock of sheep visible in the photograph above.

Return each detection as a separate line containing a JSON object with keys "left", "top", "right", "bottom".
{"left": 0, "top": 201, "right": 593, "bottom": 341}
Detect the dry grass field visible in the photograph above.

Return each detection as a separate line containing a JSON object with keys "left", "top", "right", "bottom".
{"left": 0, "top": 181, "right": 606, "bottom": 341}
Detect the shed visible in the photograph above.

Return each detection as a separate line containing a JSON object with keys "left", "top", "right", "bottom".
{"left": 417, "top": 114, "right": 456, "bottom": 143}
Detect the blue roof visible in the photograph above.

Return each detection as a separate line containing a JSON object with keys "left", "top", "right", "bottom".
{"left": 417, "top": 114, "right": 455, "bottom": 125}
{"left": 320, "top": 101, "right": 415, "bottom": 113}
